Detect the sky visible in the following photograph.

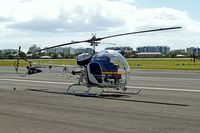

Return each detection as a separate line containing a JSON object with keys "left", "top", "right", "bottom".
{"left": 0, "top": 0, "right": 200, "bottom": 52}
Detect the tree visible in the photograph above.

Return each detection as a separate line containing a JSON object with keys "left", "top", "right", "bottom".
{"left": 52, "top": 53, "right": 58, "bottom": 59}
{"left": 32, "top": 53, "right": 41, "bottom": 59}
{"left": 59, "top": 52, "right": 64, "bottom": 58}
{"left": 7, "top": 54, "right": 15, "bottom": 59}
{"left": 27, "top": 51, "right": 32, "bottom": 54}
{"left": 65, "top": 54, "right": 75, "bottom": 59}
{"left": 18, "top": 52, "right": 27, "bottom": 59}
{"left": 0, "top": 55, "right": 3, "bottom": 59}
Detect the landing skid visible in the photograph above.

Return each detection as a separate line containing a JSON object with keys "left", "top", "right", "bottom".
{"left": 65, "top": 83, "right": 141, "bottom": 96}
{"left": 65, "top": 84, "right": 103, "bottom": 96}
{"left": 102, "top": 89, "right": 142, "bottom": 95}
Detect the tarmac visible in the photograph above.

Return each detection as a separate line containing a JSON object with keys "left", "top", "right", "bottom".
{"left": 0, "top": 66, "right": 200, "bottom": 133}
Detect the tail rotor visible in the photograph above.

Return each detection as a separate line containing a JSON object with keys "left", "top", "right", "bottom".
{"left": 14, "top": 46, "right": 32, "bottom": 77}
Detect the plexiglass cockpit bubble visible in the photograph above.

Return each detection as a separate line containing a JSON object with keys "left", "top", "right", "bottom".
{"left": 90, "top": 50, "right": 130, "bottom": 86}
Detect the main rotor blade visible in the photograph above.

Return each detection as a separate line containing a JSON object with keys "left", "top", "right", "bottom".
{"left": 35, "top": 26, "right": 181, "bottom": 52}
{"left": 96, "top": 26, "right": 182, "bottom": 41}
{"left": 36, "top": 40, "right": 90, "bottom": 52}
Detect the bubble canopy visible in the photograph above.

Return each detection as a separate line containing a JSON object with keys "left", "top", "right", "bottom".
{"left": 91, "top": 50, "right": 130, "bottom": 84}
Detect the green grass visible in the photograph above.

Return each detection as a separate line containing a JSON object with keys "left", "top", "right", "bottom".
{"left": 0, "top": 59, "right": 77, "bottom": 67}
{"left": 1, "top": 58, "right": 200, "bottom": 70}
{"left": 127, "top": 58, "right": 200, "bottom": 70}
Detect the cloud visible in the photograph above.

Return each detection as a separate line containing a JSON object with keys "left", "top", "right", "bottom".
{"left": 0, "top": 0, "right": 200, "bottom": 51}
{"left": 0, "top": 17, "right": 11, "bottom": 22}
{"left": 3, "top": 0, "right": 199, "bottom": 34}
{"left": 108, "top": 0, "right": 135, "bottom": 4}
{"left": 133, "top": 7, "right": 200, "bottom": 32}
{"left": 8, "top": 9, "right": 124, "bottom": 33}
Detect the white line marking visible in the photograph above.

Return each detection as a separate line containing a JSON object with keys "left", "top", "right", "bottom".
{"left": 1, "top": 78, "right": 200, "bottom": 93}
{"left": 127, "top": 86, "right": 200, "bottom": 93}
{"left": 0, "top": 78, "right": 72, "bottom": 85}
{"left": 135, "top": 76, "right": 200, "bottom": 81}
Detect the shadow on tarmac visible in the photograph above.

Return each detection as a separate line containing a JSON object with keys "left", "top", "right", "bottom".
{"left": 27, "top": 88, "right": 189, "bottom": 107}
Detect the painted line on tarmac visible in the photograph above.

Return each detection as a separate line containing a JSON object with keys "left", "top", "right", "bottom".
{"left": 135, "top": 76, "right": 200, "bottom": 81}
{"left": 1, "top": 78, "right": 200, "bottom": 93}
{"left": 0, "top": 78, "right": 72, "bottom": 85}
{"left": 127, "top": 86, "right": 200, "bottom": 93}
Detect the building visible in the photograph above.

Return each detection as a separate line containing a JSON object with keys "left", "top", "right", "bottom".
{"left": 171, "top": 49, "right": 186, "bottom": 54}
{"left": 28, "top": 44, "right": 40, "bottom": 53}
{"left": 44, "top": 47, "right": 93, "bottom": 54}
{"left": 44, "top": 47, "right": 75, "bottom": 54}
{"left": 65, "top": 47, "right": 75, "bottom": 54}
{"left": 136, "top": 52, "right": 162, "bottom": 58}
{"left": 1, "top": 49, "right": 18, "bottom": 54}
{"left": 187, "top": 47, "right": 200, "bottom": 55}
{"left": 105, "top": 47, "right": 133, "bottom": 52}
{"left": 75, "top": 48, "right": 93, "bottom": 54}
{"left": 136, "top": 46, "right": 170, "bottom": 54}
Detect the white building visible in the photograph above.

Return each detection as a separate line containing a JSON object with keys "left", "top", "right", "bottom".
{"left": 43, "top": 47, "right": 94, "bottom": 54}
{"left": 171, "top": 49, "right": 186, "bottom": 54}
{"left": 137, "top": 46, "right": 170, "bottom": 54}
{"left": 44, "top": 47, "right": 75, "bottom": 54}
{"left": 136, "top": 52, "right": 162, "bottom": 58}
{"left": 105, "top": 47, "right": 133, "bottom": 52}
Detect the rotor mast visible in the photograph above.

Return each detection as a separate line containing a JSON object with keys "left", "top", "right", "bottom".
{"left": 91, "top": 42, "right": 99, "bottom": 53}
{"left": 89, "top": 34, "right": 99, "bottom": 53}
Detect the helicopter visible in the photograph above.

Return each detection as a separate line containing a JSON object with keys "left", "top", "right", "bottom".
{"left": 14, "top": 26, "right": 181, "bottom": 96}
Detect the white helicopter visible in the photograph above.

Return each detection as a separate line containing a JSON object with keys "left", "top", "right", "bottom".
{"left": 14, "top": 26, "right": 181, "bottom": 96}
